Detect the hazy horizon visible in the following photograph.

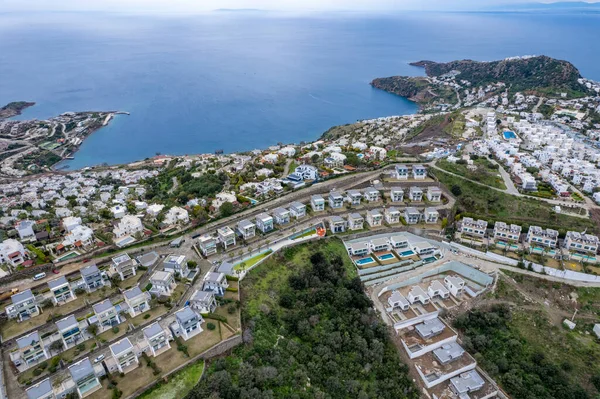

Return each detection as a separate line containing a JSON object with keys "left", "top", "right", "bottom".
{"left": 3, "top": 0, "right": 600, "bottom": 14}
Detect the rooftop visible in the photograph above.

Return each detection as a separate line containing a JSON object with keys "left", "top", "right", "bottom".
{"left": 81, "top": 264, "right": 100, "bottom": 277}
{"left": 56, "top": 314, "right": 78, "bottom": 331}
{"left": 238, "top": 219, "right": 255, "bottom": 229}
{"left": 11, "top": 289, "right": 34, "bottom": 304}
{"left": 26, "top": 378, "right": 52, "bottom": 399}
{"left": 143, "top": 322, "right": 164, "bottom": 339}
{"left": 123, "top": 285, "right": 144, "bottom": 300}
{"left": 415, "top": 318, "right": 446, "bottom": 339}
{"left": 110, "top": 337, "right": 133, "bottom": 356}
{"left": 69, "top": 357, "right": 95, "bottom": 382}
{"left": 48, "top": 275, "right": 69, "bottom": 290}
{"left": 137, "top": 251, "right": 159, "bottom": 267}
{"left": 175, "top": 306, "right": 198, "bottom": 324}
{"left": 151, "top": 270, "right": 173, "bottom": 282}
{"left": 450, "top": 370, "right": 485, "bottom": 395}
{"left": 16, "top": 330, "right": 40, "bottom": 349}
{"left": 93, "top": 299, "right": 114, "bottom": 314}
{"left": 191, "top": 290, "right": 214, "bottom": 302}
{"left": 433, "top": 342, "right": 465, "bottom": 364}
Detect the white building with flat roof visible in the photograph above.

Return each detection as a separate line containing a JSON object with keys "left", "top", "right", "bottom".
{"left": 460, "top": 217, "right": 488, "bottom": 238}
{"left": 217, "top": 226, "right": 236, "bottom": 249}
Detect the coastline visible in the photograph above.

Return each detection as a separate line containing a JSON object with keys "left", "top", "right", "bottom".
{"left": 52, "top": 112, "right": 128, "bottom": 171}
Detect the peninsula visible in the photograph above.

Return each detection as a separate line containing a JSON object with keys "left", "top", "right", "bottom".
{"left": 371, "top": 55, "right": 592, "bottom": 111}
{"left": 0, "top": 102, "right": 117, "bottom": 177}
{"left": 0, "top": 101, "right": 35, "bottom": 119}
{"left": 2, "top": 55, "right": 600, "bottom": 399}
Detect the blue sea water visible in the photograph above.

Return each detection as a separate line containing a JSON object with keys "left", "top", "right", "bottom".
{"left": 1, "top": 11, "right": 600, "bottom": 169}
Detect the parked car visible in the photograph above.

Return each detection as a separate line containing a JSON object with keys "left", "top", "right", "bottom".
{"left": 94, "top": 354, "right": 105, "bottom": 363}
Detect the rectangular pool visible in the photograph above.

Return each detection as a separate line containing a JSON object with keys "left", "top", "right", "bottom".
{"left": 56, "top": 251, "right": 80, "bottom": 262}
{"left": 503, "top": 131, "right": 516, "bottom": 139}
{"left": 422, "top": 257, "right": 437, "bottom": 264}
{"left": 399, "top": 250, "right": 415, "bottom": 257}
{"left": 378, "top": 253, "right": 396, "bottom": 261}
{"left": 356, "top": 257, "right": 375, "bottom": 266}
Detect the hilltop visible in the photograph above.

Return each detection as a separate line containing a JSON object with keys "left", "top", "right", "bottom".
{"left": 371, "top": 56, "right": 591, "bottom": 109}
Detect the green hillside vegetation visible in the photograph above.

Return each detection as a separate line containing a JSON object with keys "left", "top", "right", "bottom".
{"left": 372, "top": 56, "right": 590, "bottom": 108}
{"left": 413, "top": 56, "right": 588, "bottom": 97}
{"left": 186, "top": 240, "right": 418, "bottom": 399}
{"left": 431, "top": 168, "right": 596, "bottom": 234}
{"left": 455, "top": 303, "right": 600, "bottom": 399}
{"left": 437, "top": 158, "right": 506, "bottom": 189}
{"left": 0, "top": 101, "right": 35, "bottom": 119}
{"left": 370, "top": 76, "right": 456, "bottom": 106}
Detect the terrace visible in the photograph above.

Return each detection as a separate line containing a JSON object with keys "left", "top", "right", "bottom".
{"left": 399, "top": 319, "right": 458, "bottom": 359}
{"left": 428, "top": 374, "right": 499, "bottom": 399}
{"left": 413, "top": 348, "right": 477, "bottom": 389}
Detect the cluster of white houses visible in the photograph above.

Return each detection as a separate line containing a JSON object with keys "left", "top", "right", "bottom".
{"left": 21, "top": 298, "right": 217, "bottom": 398}
{"left": 458, "top": 217, "right": 600, "bottom": 259}
{"left": 383, "top": 267, "right": 499, "bottom": 398}
{"left": 194, "top": 183, "right": 444, "bottom": 257}
{"left": 10, "top": 253, "right": 231, "bottom": 388}
{"left": 328, "top": 206, "right": 440, "bottom": 234}
{"left": 345, "top": 233, "right": 439, "bottom": 258}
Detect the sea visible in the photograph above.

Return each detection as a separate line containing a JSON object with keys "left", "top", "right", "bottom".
{"left": 1, "top": 10, "right": 600, "bottom": 170}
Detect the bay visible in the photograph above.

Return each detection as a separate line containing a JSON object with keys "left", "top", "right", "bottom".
{"left": 0, "top": 11, "right": 599, "bottom": 169}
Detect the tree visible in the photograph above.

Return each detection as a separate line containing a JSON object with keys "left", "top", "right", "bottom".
{"left": 49, "top": 340, "right": 64, "bottom": 352}
{"left": 451, "top": 185, "right": 462, "bottom": 196}
{"left": 126, "top": 202, "right": 136, "bottom": 214}
{"left": 87, "top": 323, "right": 98, "bottom": 336}
{"left": 526, "top": 166, "right": 539, "bottom": 175}
{"left": 344, "top": 153, "right": 361, "bottom": 167}
{"left": 99, "top": 208, "right": 112, "bottom": 220}
{"left": 220, "top": 202, "right": 234, "bottom": 217}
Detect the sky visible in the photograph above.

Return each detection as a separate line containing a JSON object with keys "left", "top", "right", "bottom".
{"left": 2, "top": 0, "right": 599, "bottom": 13}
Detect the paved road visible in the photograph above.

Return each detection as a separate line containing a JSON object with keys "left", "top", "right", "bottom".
{"left": 492, "top": 159, "right": 519, "bottom": 195}
{"left": 430, "top": 159, "right": 593, "bottom": 216}
{"left": 532, "top": 96, "right": 545, "bottom": 114}
{"left": 3, "top": 166, "right": 395, "bottom": 294}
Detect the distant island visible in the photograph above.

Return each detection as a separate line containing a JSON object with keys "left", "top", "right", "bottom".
{"left": 371, "top": 55, "right": 592, "bottom": 110}
{"left": 0, "top": 101, "right": 35, "bottom": 119}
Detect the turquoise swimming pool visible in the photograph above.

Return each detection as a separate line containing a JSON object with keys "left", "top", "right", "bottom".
{"left": 399, "top": 250, "right": 415, "bottom": 257}
{"left": 503, "top": 131, "right": 516, "bottom": 139}
{"left": 378, "top": 253, "right": 396, "bottom": 261}
{"left": 497, "top": 241, "right": 519, "bottom": 249}
{"left": 56, "top": 251, "right": 80, "bottom": 262}
{"left": 422, "top": 256, "right": 437, "bottom": 264}
{"left": 531, "top": 246, "right": 556, "bottom": 255}
{"left": 573, "top": 253, "right": 597, "bottom": 262}
{"left": 356, "top": 257, "right": 375, "bottom": 266}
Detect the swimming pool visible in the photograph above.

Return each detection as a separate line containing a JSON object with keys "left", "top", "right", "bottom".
{"left": 378, "top": 253, "right": 396, "bottom": 261}
{"left": 399, "top": 250, "right": 415, "bottom": 257}
{"left": 573, "top": 253, "right": 596, "bottom": 261}
{"left": 355, "top": 257, "right": 375, "bottom": 266}
{"left": 56, "top": 251, "right": 80, "bottom": 262}
{"left": 422, "top": 256, "right": 437, "bottom": 264}
{"left": 503, "top": 131, "right": 516, "bottom": 140}
{"left": 497, "top": 241, "right": 519, "bottom": 249}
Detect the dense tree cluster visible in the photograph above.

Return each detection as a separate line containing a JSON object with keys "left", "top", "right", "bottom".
{"left": 187, "top": 251, "right": 417, "bottom": 399}
{"left": 144, "top": 164, "right": 226, "bottom": 203}
{"left": 454, "top": 305, "right": 594, "bottom": 399}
